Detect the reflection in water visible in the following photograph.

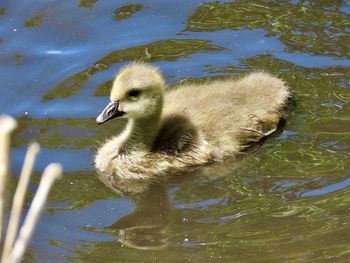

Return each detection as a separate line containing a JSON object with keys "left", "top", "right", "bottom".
{"left": 94, "top": 139, "right": 247, "bottom": 251}
{"left": 73, "top": 153, "right": 350, "bottom": 262}
{"left": 107, "top": 183, "right": 170, "bottom": 250}
{"left": 1, "top": 0, "right": 350, "bottom": 261}
{"left": 95, "top": 155, "right": 252, "bottom": 251}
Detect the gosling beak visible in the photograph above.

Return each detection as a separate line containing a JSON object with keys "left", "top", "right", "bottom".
{"left": 96, "top": 100, "right": 124, "bottom": 125}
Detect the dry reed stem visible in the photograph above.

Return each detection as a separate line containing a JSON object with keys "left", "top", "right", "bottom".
{"left": 1, "top": 143, "right": 40, "bottom": 262}
{"left": 0, "top": 115, "right": 17, "bottom": 245}
{"left": 7, "top": 163, "right": 62, "bottom": 263}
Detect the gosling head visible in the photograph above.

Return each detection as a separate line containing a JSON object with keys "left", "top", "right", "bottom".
{"left": 96, "top": 62, "right": 165, "bottom": 125}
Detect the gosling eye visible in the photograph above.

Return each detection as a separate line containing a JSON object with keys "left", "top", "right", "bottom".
{"left": 128, "top": 89, "right": 141, "bottom": 101}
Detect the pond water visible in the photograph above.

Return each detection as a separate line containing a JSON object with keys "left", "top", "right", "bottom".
{"left": 1, "top": 0, "right": 350, "bottom": 262}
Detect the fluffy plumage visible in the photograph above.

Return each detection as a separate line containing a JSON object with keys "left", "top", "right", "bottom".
{"left": 95, "top": 62, "right": 290, "bottom": 186}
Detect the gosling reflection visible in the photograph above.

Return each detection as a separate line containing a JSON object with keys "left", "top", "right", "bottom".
{"left": 104, "top": 182, "right": 171, "bottom": 250}
{"left": 96, "top": 161, "right": 243, "bottom": 251}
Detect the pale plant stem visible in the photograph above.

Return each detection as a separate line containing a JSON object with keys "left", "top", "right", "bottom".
{"left": 0, "top": 115, "right": 17, "bottom": 246}
{"left": 1, "top": 143, "right": 40, "bottom": 262}
{"left": 7, "top": 163, "right": 62, "bottom": 263}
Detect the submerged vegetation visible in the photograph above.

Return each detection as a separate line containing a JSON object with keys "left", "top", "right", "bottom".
{"left": 43, "top": 39, "right": 224, "bottom": 100}
{"left": 187, "top": 1, "right": 350, "bottom": 58}
{"left": 113, "top": 3, "right": 143, "bottom": 21}
{"left": 24, "top": 13, "right": 43, "bottom": 28}
{"left": 0, "top": 0, "right": 349, "bottom": 261}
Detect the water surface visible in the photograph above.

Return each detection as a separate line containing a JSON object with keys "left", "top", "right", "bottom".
{"left": 1, "top": 0, "right": 349, "bottom": 262}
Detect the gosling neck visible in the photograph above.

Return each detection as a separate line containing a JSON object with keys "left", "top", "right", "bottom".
{"left": 121, "top": 112, "right": 161, "bottom": 154}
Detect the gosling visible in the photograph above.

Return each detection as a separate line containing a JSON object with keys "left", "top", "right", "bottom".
{"left": 95, "top": 62, "right": 290, "bottom": 181}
